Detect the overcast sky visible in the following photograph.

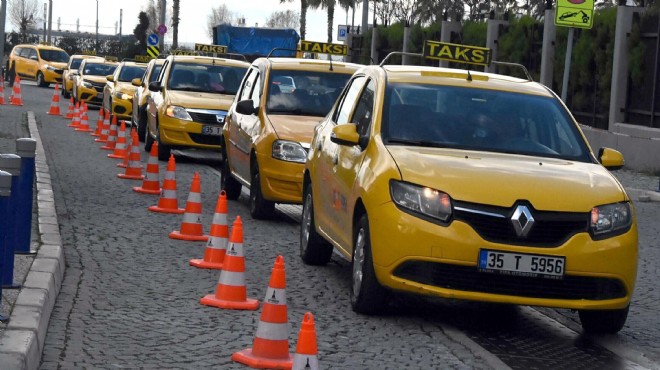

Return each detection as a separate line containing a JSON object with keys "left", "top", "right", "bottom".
{"left": 6, "top": 0, "right": 371, "bottom": 45}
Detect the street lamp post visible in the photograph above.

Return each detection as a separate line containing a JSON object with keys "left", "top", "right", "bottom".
{"left": 95, "top": 0, "right": 99, "bottom": 51}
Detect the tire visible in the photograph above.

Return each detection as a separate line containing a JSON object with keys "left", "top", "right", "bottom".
{"left": 7, "top": 66, "right": 15, "bottom": 87}
{"left": 300, "top": 183, "right": 333, "bottom": 265}
{"left": 249, "top": 161, "right": 275, "bottom": 219}
{"left": 62, "top": 86, "right": 70, "bottom": 99}
{"left": 156, "top": 126, "right": 171, "bottom": 161}
{"left": 137, "top": 108, "right": 147, "bottom": 142}
{"left": 36, "top": 72, "right": 48, "bottom": 87}
{"left": 144, "top": 126, "right": 154, "bottom": 152}
{"left": 350, "top": 213, "right": 388, "bottom": 314}
{"left": 579, "top": 305, "right": 629, "bottom": 334}
{"left": 220, "top": 152, "right": 242, "bottom": 200}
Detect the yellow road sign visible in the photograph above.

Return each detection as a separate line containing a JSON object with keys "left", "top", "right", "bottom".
{"left": 147, "top": 45, "right": 160, "bottom": 59}
{"left": 299, "top": 41, "right": 348, "bottom": 56}
{"left": 423, "top": 41, "right": 491, "bottom": 67}
{"left": 194, "top": 43, "right": 228, "bottom": 54}
{"left": 555, "top": 0, "right": 595, "bottom": 29}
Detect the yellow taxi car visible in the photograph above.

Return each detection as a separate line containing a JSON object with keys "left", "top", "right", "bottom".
{"left": 6, "top": 43, "right": 69, "bottom": 87}
{"left": 103, "top": 59, "right": 148, "bottom": 122}
{"left": 145, "top": 55, "right": 249, "bottom": 161}
{"left": 221, "top": 54, "right": 361, "bottom": 219}
{"left": 132, "top": 58, "right": 165, "bottom": 142}
{"left": 300, "top": 42, "right": 638, "bottom": 334}
{"left": 72, "top": 58, "right": 118, "bottom": 106}
{"left": 62, "top": 54, "right": 103, "bottom": 98}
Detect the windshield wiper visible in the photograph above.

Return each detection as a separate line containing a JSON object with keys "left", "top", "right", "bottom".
{"left": 386, "top": 138, "right": 446, "bottom": 148}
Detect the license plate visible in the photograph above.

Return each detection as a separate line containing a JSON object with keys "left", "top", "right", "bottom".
{"left": 201, "top": 126, "right": 222, "bottom": 136}
{"left": 478, "top": 249, "right": 565, "bottom": 279}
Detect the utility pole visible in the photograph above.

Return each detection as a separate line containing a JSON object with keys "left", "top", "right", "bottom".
{"left": 159, "top": 0, "right": 166, "bottom": 51}
{"left": 47, "top": 0, "right": 52, "bottom": 43}
{"left": 95, "top": 0, "right": 99, "bottom": 51}
{"left": 0, "top": 0, "right": 6, "bottom": 70}
{"left": 361, "top": 0, "right": 368, "bottom": 35}
{"left": 43, "top": 3, "right": 47, "bottom": 42}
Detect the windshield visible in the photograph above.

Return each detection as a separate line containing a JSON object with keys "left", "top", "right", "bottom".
{"left": 266, "top": 70, "right": 351, "bottom": 117}
{"left": 149, "top": 65, "right": 163, "bottom": 83}
{"left": 70, "top": 58, "right": 84, "bottom": 69}
{"left": 167, "top": 62, "right": 247, "bottom": 95}
{"left": 39, "top": 49, "right": 69, "bottom": 63}
{"left": 119, "top": 65, "right": 147, "bottom": 82}
{"left": 382, "top": 83, "right": 592, "bottom": 161}
{"left": 84, "top": 63, "right": 117, "bottom": 76}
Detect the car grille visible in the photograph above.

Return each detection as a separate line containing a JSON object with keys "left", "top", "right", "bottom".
{"left": 188, "top": 110, "right": 226, "bottom": 125}
{"left": 452, "top": 201, "right": 589, "bottom": 247}
{"left": 393, "top": 261, "right": 627, "bottom": 301}
{"left": 189, "top": 134, "right": 222, "bottom": 146}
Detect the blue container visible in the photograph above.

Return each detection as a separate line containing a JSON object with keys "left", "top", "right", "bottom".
{"left": 14, "top": 139, "right": 37, "bottom": 255}
{"left": 0, "top": 154, "right": 21, "bottom": 289}
{"left": 1, "top": 170, "right": 16, "bottom": 317}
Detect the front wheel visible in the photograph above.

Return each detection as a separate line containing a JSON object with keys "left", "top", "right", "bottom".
{"left": 137, "top": 109, "right": 147, "bottom": 142}
{"left": 7, "top": 66, "right": 15, "bottom": 87}
{"left": 221, "top": 153, "right": 242, "bottom": 200}
{"left": 36, "top": 72, "right": 48, "bottom": 87}
{"left": 300, "top": 184, "right": 333, "bottom": 265}
{"left": 156, "top": 127, "right": 171, "bottom": 161}
{"left": 579, "top": 305, "right": 629, "bottom": 334}
{"left": 350, "top": 213, "right": 388, "bottom": 314}
{"left": 249, "top": 161, "right": 275, "bottom": 219}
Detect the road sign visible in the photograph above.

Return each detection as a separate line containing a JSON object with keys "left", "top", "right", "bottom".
{"left": 147, "top": 33, "right": 159, "bottom": 47}
{"left": 157, "top": 24, "right": 168, "bottom": 35}
{"left": 299, "top": 41, "right": 348, "bottom": 56}
{"left": 555, "top": 0, "right": 595, "bottom": 29}
{"left": 337, "top": 25, "right": 359, "bottom": 41}
{"left": 147, "top": 45, "right": 160, "bottom": 59}
{"left": 194, "top": 43, "right": 228, "bottom": 54}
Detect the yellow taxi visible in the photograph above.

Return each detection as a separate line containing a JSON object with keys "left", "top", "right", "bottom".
{"left": 62, "top": 54, "right": 103, "bottom": 98}
{"left": 72, "top": 58, "right": 118, "bottom": 106}
{"left": 131, "top": 58, "right": 165, "bottom": 141}
{"left": 103, "top": 59, "right": 148, "bottom": 122}
{"left": 145, "top": 55, "right": 249, "bottom": 161}
{"left": 6, "top": 43, "right": 69, "bottom": 87}
{"left": 300, "top": 42, "right": 638, "bottom": 334}
{"left": 221, "top": 50, "right": 361, "bottom": 219}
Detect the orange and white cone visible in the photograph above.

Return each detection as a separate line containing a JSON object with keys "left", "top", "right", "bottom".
{"left": 232, "top": 255, "right": 293, "bottom": 369}
{"left": 190, "top": 191, "right": 228, "bottom": 269}
{"left": 133, "top": 142, "right": 161, "bottom": 194}
{"left": 64, "top": 97, "right": 75, "bottom": 118}
{"left": 92, "top": 108, "right": 104, "bottom": 137}
{"left": 169, "top": 172, "right": 208, "bottom": 241}
{"left": 75, "top": 111, "right": 93, "bottom": 132}
{"left": 118, "top": 130, "right": 145, "bottom": 180}
{"left": 95, "top": 109, "right": 110, "bottom": 143}
{"left": 0, "top": 74, "right": 7, "bottom": 105}
{"left": 292, "top": 312, "right": 319, "bottom": 370}
{"left": 100, "top": 115, "right": 118, "bottom": 150}
{"left": 200, "top": 216, "right": 259, "bottom": 310}
{"left": 68, "top": 102, "right": 81, "bottom": 128}
{"left": 108, "top": 121, "right": 128, "bottom": 159}
{"left": 10, "top": 75, "right": 23, "bottom": 106}
{"left": 148, "top": 154, "right": 184, "bottom": 214}
{"left": 47, "top": 84, "right": 62, "bottom": 115}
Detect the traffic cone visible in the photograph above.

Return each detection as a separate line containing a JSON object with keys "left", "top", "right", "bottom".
{"left": 46, "top": 84, "right": 62, "bottom": 115}
{"left": 68, "top": 102, "right": 81, "bottom": 128}
{"left": 64, "top": 97, "right": 75, "bottom": 118}
{"left": 232, "top": 255, "right": 293, "bottom": 369}
{"left": 169, "top": 172, "right": 208, "bottom": 241}
{"left": 148, "top": 154, "right": 184, "bottom": 214}
{"left": 0, "top": 74, "right": 6, "bottom": 105}
{"left": 118, "top": 130, "right": 145, "bottom": 180}
{"left": 75, "top": 111, "right": 93, "bottom": 132}
{"left": 190, "top": 191, "right": 228, "bottom": 269}
{"left": 108, "top": 121, "right": 128, "bottom": 159}
{"left": 200, "top": 216, "right": 259, "bottom": 310}
{"left": 10, "top": 75, "right": 23, "bottom": 106}
{"left": 100, "top": 115, "right": 118, "bottom": 150}
{"left": 92, "top": 108, "right": 104, "bottom": 137}
{"left": 292, "top": 312, "right": 319, "bottom": 370}
{"left": 95, "top": 109, "right": 110, "bottom": 143}
{"left": 133, "top": 142, "right": 162, "bottom": 195}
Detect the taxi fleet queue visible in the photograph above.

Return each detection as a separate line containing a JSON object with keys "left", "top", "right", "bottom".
{"left": 3, "top": 35, "right": 638, "bottom": 359}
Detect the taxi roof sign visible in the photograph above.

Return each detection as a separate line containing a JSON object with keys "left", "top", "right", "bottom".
{"left": 299, "top": 40, "right": 348, "bottom": 56}
{"left": 555, "top": 0, "right": 595, "bottom": 29}
{"left": 423, "top": 41, "right": 491, "bottom": 67}
{"left": 170, "top": 49, "right": 199, "bottom": 56}
{"left": 135, "top": 55, "right": 152, "bottom": 62}
{"left": 194, "top": 43, "right": 228, "bottom": 54}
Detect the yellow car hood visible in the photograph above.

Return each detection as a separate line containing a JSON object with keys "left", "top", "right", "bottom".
{"left": 115, "top": 81, "right": 137, "bottom": 94}
{"left": 387, "top": 146, "right": 627, "bottom": 211}
{"left": 167, "top": 91, "right": 234, "bottom": 110}
{"left": 266, "top": 115, "right": 322, "bottom": 144}
{"left": 51, "top": 62, "right": 67, "bottom": 70}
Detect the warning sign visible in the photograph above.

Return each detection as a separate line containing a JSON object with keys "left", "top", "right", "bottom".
{"left": 194, "top": 43, "right": 228, "bottom": 54}
{"left": 423, "top": 41, "right": 491, "bottom": 67}
{"left": 555, "top": 0, "right": 595, "bottom": 29}
{"left": 147, "top": 45, "right": 160, "bottom": 59}
{"left": 299, "top": 41, "right": 348, "bottom": 56}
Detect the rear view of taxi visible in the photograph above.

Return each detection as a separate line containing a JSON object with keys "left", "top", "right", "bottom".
{"left": 145, "top": 55, "right": 250, "bottom": 160}
{"left": 301, "top": 42, "right": 638, "bottom": 334}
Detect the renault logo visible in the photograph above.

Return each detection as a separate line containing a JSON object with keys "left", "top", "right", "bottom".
{"left": 511, "top": 205, "right": 534, "bottom": 238}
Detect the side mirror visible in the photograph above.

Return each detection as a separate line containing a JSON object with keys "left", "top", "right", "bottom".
{"left": 131, "top": 78, "right": 142, "bottom": 87}
{"left": 331, "top": 124, "right": 360, "bottom": 147}
{"left": 148, "top": 81, "right": 162, "bottom": 92}
{"left": 236, "top": 99, "right": 257, "bottom": 115}
{"left": 598, "top": 147, "right": 624, "bottom": 171}
{"left": 106, "top": 75, "right": 115, "bottom": 82}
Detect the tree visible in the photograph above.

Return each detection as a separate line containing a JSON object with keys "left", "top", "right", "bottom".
{"left": 172, "top": 0, "right": 180, "bottom": 49}
{"left": 280, "top": 0, "right": 309, "bottom": 40}
{"left": 8, "top": 0, "right": 39, "bottom": 42}
{"left": 265, "top": 10, "right": 300, "bottom": 29}
{"left": 207, "top": 4, "right": 235, "bottom": 38}
{"left": 309, "top": 0, "right": 354, "bottom": 43}
{"left": 145, "top": 0, "right": 170, "bottom": 33}
{"left": 133, "top": 11, "right": 150, "bottom": 51}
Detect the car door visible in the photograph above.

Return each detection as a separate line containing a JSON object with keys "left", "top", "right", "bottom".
{"left": 227, "top": 67, "right": 261, "bottom": 184}
{"left": 147, "top": 59, "right": 170, "bottom": 136}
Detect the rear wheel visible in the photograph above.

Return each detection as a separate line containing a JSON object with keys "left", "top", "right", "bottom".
{"left": 249, "top": 161, "right": 275, "bottom": 219}
{"left": 579, "top": 305, "right": 629, "bottom": 334}
{"left": 144, "top": 126, "right": 154, "bottom": 152}
{"left": 137, "top": 108, "right": 147, "bottom": 142}
{"left": 156, "top": 126, "right": 171, "bottom": 161}
{"left": 350, "top": 213, "right": 388, "bottom": 314}
{"left": 300, "top": 183, "right": 333, "bottom": 265}
{"left": 220, "top": 153, "right": 242, "bottom": 200}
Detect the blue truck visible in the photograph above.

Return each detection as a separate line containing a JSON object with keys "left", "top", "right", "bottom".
{"left": 213, "top": 24, "right": 301, "bottom": 62}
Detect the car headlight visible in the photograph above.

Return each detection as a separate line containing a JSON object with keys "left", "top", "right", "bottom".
{"left": 590, "top": 202, "right": 632, "bottom": 237}
{"left": 114, "top": 92, "right": 131, "bottom": 100}
{"left": 45, "top": 64, "right": 56, "bottom": 71}
{"left": 165, "top": 105, "right": 192, "bottom": 121}
{"left": 82, "top": 80, "right": 93, "bottom": 88}
{"left": 272, "top": 140, "right": 307, "bottom": 163}
{"left": 390, "top": 180, "right": 452, "bottom": 222}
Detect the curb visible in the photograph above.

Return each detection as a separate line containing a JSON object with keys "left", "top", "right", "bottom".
{"left": 0, "top": 112, "right": 64, "bottom": 370}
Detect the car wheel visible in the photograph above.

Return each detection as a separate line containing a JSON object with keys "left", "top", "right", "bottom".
{"left": 137, "top": 109, "right": 147, "bottom": 142}
{"left": 62, "top": 87, "right": 70, "bottom": 99}
{"left": 350, "top": 213, "right": 388, "bottom": 314}
{"left": 156, "top": 126, "right": 171, "bottom": 161}
{"left": 221, "top": 151, "right": 242, "bottom": 200}
{"left": 300, "top": 183, "right": 333, "bottom": 265}
{"left": 579, "top": 305, "right": 629, "bottom": 334}
{"left": 36, "top": 72, "right": 48, "bottom": 87}
{"left": 249, "top": 160, "right": 275, "bottom": 219}
{"left": 144, "top": 126, "right": 154, "bottom": 152}
{"left": 7, "top": 66, "right": 15, "bottom": 87}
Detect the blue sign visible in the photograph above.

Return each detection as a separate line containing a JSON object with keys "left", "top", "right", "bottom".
{"left": 147, "top": 33, "right": 159, "bottom": 46}
{"left": 339, "top": 29, "right": 347, "bottom": 38}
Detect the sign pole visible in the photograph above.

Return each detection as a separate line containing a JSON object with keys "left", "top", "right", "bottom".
{"left": 561, "top": 27, "right": 574, "bottom": 103}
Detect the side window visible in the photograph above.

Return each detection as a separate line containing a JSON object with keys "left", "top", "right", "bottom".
{"left": 350, "top": 79, "right": 375, "bottom": 137}
{"left": 250, "top": 72, "right": 261, "bottom": 110}
{"left": 157, "top": 60, "right": 170, "bottom": 83}
{"left": 19, "top": 48, "right": 31, "bottom": 58}
{"left": 334, "top": 76, "right": 367, "bottom": 125}
{"left": 27, "top": 49, "right": 37, "bottom": 60}
{"left": 238, "top": 68, "right": 257, "bottom": 101}
{"left": 13, "top": 47, "right": 23, "bottom": 57}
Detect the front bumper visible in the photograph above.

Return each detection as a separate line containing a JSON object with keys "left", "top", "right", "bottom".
{"left": 256, "top": 151, "right": 304, "bottom": 204}
{"left": 42, "top": 68, "right": 63, "bottom": 84}
{"left": 112, "top": 97, "right": 133, "bottom": 120}
{"left": 78, "top": 86, "right": 103, "bottom": 106}
{"left": 368, "top": 201, "right": 638, "bottom": 310}
{"left": 158, "top": 114, "right": 223, "bottom": 150}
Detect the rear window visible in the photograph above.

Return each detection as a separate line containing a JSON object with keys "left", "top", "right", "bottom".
{"left": 266, "top": 70, "right": 351, "bottom": 117}
{"left": 39, "top": 49, "right": 70, "bottom": 63}
{"left": 118, "top": 65, "right": 147, "bottom": 82}
{"left": 167, "top": 62, "right": 247, "bottom": 95}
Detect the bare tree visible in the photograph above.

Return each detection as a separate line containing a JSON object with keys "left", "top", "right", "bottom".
{"left": 207, "top": 4, "right": 235, "bottom": 38}
{"left": 8, "top": 0, "right": 39, "bottom": 42}
{"left": 390, "top": 0, "right": 420, "bottom": 25}
{"left": 144, "top": 0, "right": 170, "bottom": 33}
{"left": 265, "top": 10, "right": 300, "bottom": 29}
{"left": 172, "top": 0, "right": 180, "bottom": 49}
{"left": 280, "top": 0, "right": 309, "bottom": 40}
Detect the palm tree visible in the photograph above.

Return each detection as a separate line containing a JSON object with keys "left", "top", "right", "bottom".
{"left": 309, "top": 0, "right": 355, "bottom": 43}
{"left": 172, "top": 0, "right": 180, "bottom": 49}
{"left": 280, "top": 0, "right": 309, "bottom": 40}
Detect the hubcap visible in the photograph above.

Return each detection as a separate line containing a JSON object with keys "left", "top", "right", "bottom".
{"left": 352, "top": 228, "right": 366, "bottom": 297}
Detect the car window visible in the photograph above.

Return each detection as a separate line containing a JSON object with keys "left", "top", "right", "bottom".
{"left": 84, "top": 63, "right": 117, "bottom": 76}
{"left": 148, "top": 65, "right": 163, "bottom": 83}
{"left": 350, "top": 79, "right": 375, "bottom": 137}
{"left": 27, "top": 49, "right": 38, "bottom": 60}
{"left": 250, "top": 72, "right": 261, "bottom": 110}
{"left": 119, "top": 65, "right": 147, "bottom": 82}
{"left": 334, "top": 76, "right": 367, "bottom": 124}
{"left": 267, "top": 69, "right": 352, "bottom": 117}
{"left": 13, "top": 47, "right": 23, "bottom": 56}
{"left": 382, "top": 83, "right": 592, "bottom": 161}
{"left": 167, "top": 62, "right": 247, "bottom": 94}
{"left": 70, "top": 58, "right": 84, "bottom": 69}
{"left": 39, "top": 49, "right": 69, "bottom": 63}
{"left": 19, "top": 48, "right": 32, "bottom": 58}
{"left": 239, "top": 69, "right": 257, "bottom": 101}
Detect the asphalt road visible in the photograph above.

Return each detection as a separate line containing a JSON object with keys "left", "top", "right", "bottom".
{"left": 3, "top": 82, "right": 660, "bottom": 369}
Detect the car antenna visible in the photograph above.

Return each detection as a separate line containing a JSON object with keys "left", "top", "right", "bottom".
{"left": 329, "top": 56, "right": 333, "bottom": 71}
{"left": 466, "top": 65, "right": 472, "bottom": 82}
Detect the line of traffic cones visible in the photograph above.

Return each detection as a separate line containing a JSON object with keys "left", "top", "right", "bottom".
{"left": 148, "top": 154, "right": 184, "bottom": 214}
{"left": 95, "top": 110, "right": 111, "bottom": 143}
{"left": 189, "top": 191, "right": 228, "bottom": 269}
{"left": 118, "top": 130, "right": 144, "bottom": 180}
{"left": 100, "top": 116, "right": 118, "bottom": 150}
{"left": 169, "top": 172, "right": 207, "bottom": 241}
{"left": 108, "top": 121, "right": 128, "bottom": 159}
{"left": 133, "top": 142, "right": 161, "bottom": 194}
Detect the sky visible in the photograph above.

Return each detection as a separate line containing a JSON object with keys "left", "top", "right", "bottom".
{"left": 6, "top": 0, "right": 372, "bottom": 45}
